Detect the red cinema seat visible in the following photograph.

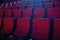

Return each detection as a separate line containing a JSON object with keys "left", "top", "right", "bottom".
{"left": 18, "top": 5, "right": 24, "bottom": 9}
{"left": 32, "top": 18, "right": 50, "bottom": 40}
{"left": 35, "top": 3, "right": 42, "bottom": 8}
{"left": 27, "top": 4, "right": 33, "bottom": 9}
{"left": 45, "top": 3, "right": 53, "bottom": 8}
{"left": 23, "top": 9, "right": 32, "bottom": 18}
{"left": 5, "top": 9, "right": 12, "bottom": 17}
{"left": 53, "top": 19, "right": 60, "bottom": 40}
{"left": 34, "top": 8, "right": 45, "bottom": 18}
{"left": 1, "top": 18, "right": 14, "bottom": 34}
{"left": 48, "top": 8, "right": 60, "bottom": 19}
{"left": 14, "top": 18, "right": 30, "bottom": 36}
{"left": 52, "top": 0, "right": 59, "bottom": 2}
{"left": 0, "top": 10, "right": 4, "bottom": 17}
{"left": 12, "top": 4, "right": 17, "bottom": 10}
{"left": 7, "top": 5, "right": 11, "bottom": 10}
{"left": 55, "top": 2, "right": 60, "bottom": 7}
{"left": 14, "top": 10, "right": 21, "bottom": 18}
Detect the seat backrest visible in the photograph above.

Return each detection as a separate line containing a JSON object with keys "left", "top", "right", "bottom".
{"left": 5, "top": 9, "right": 12, "bottom": 17}
{"left": 14, "top": 18, "right": 30, "bottom": 36}
{"left": 47, "top": 8, "right": 60, "bottom": 19}
{"left": 53, "top": 19, "right": 60, "bottom": 40}
{"left": 23, "top": 9, "right": 32, "bottom": 18}
{"left": 34, "top": 8, "right": 45, "bottom": 18}
{"left": 0, "top": 10, "right": 4, "bottom": 17}
{"left": 45, "top": 3, "right": 53, "bottom": 8}
{"left": 35, "top": 3, "right": 43, "bottom": 8}
{"left": 55, "top": 2, "right": 60, "bottom": 7}
{"left": 27, "top": 4, "right": 33, "bottom": 9}
{"left": 1, "top": 18, "right": 14, "bottom": 34}
{"left": 14, "top": 9, "right": 21, "bottom": 18}
{"left": 32, "top": 18, "right": 50, "bottom": 40}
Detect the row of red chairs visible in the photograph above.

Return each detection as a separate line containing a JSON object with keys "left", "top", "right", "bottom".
{"left": 0, "top": 2, "right": 60, "bottom": 9}
{"left": 52, "top": 0, "right": 60, "bottom": 2}
{"left": 0, "top": 8, "right": 60, "bottom": 19}
{"left": 0, "top": 18, "right": 60, "bottom": 40}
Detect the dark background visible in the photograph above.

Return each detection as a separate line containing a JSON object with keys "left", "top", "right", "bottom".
{"left": 0, "top": 0, "right": 3, "bottom": 3}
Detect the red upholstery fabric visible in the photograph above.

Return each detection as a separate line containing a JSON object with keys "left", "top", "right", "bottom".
{"left": 48, "top": 8, "right": 60, "bottom": 19}
{"left": 1, "top": 18, "right": 14, "bottom": 34}
{"left": 14, "top": 18, "right": 30, "bottom": 36}
{"left": 14, "top": 10, "right": 21, "bottom": 18}
{"left": 35, "top": 3, "right": 42, "bottom": 8}
{"left": 32, "top": 18, "right": 50, "bottom": 40}
{"left": 0, "top": 10, "right": 4, "bottom": 17}
{"left": 45, "top": 3, "right": 53, "bottom": 8}
{"left": 5, "top": 9, "right": 12, "bottom": 17}
{"left": 23, "top": 9, "right": 32, "bottom": 18}
{"left": 53, "top": 19, "right": 60, "bottom": 40}
{"left": 34, "top": 8, "right": 45, "bottom": 18}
